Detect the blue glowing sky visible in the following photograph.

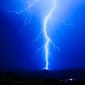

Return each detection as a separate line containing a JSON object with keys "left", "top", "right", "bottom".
{"left": 0, "top": 0, "right": 85, "bottom": 70}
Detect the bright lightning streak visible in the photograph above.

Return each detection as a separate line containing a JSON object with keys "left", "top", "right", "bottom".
{"left": 43, "top": 0, "right": 56, "bottom": 70}
{"left": 7, "top": 0, "right": 70, "bottom": 70}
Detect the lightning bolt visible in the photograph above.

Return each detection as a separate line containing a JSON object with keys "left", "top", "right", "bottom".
{"left": 7, "top": 0, "right": 70, "bottom": 70}
{"left": 7, "top": 0, "right": 57, "bottom": 70}
{"left": 7, "top": 0, "right": 39, "bottom": 24}
{"left": 43, "top": 0, "right": 56, "bottom": 70}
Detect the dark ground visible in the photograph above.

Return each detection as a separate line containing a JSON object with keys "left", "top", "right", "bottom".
{"left": 0, "top": 69, "right": 85, "bottom": 85}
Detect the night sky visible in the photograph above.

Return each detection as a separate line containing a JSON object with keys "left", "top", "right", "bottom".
{"left": 0, "top": 0, "right": 85, "bottom": 70}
